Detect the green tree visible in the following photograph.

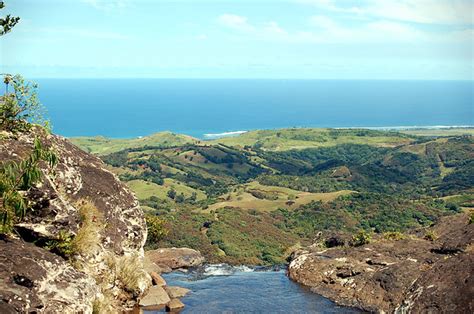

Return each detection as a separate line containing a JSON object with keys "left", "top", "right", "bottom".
{"left": 0, "top": 1, "right": 20, "bottom": 36}
{"left": 1, "top": 74, "right": 49, "bottom": 132}
{"left": 167, "top": 188, "right": 176, "bottom": 200}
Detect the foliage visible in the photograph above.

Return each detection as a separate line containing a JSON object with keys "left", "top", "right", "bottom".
{"left": 106, "top": 253, "right": 149, "bottom": 297}
{"left": 145, "top": 214, "right": 168, "bottom": 246}
{"left": 0, "top": 138, "right": 57, "bottom": 233}
{"left": 72, "top": 200, "right": 103, "bottom": 257}
{"left": 0, "top": 1, "right": 20, "bottom": 36}
{"left": 350, "top": 229, "right": 372, "bottom": 247}
{"left": 424, "top": 230, "right": 438, "bottom": 241}
{"left": 383, "top": 231, "right": 406, "bottom": 241}
{"left": 45, "top": 230, "right": 75, "bottom": 258}
{"left": 1, "top": 75, "right": 49, "bottom": 132}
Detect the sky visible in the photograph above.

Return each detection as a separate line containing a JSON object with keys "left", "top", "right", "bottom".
{"left": 0, "top": 0, "right": 473, "bottom": 79}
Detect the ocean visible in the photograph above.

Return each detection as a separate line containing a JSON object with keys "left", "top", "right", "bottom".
{"left": 35, "top": 79, "right": 473, "bottom": 139}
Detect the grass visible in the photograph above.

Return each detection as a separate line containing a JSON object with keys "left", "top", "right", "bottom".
{"left": 106, "top": 252, "right": 150, "bottom": 296}
{"left": 70, "top": 131, "right": 198, "bottom": 155}
{"left": 126, "top": 178, "right": 206, "bottom": 201}
{"left": 204, "top": 181, "right": 354, "bottom": 212}
{"left": 400, "top": 128, "right": 474, "bottom": 137}
{"left": 72, "top": 200, "right": 103, "bottom": 258}
{"left": 209, "top": 128, "right": 415, "bottom": 151}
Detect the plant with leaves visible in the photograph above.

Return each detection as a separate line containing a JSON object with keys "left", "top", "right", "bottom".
{"left": 1, "top": 74, "right": 49, "bottom": 132}
{"left": 0, "top": 138, "right": 57, "bottom": 233}
{"left": 0, "top": 1, "right": 20, "bottom": 36}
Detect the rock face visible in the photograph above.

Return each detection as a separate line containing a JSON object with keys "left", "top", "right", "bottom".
{"left": 0, "top": 128, "right": 150, "bottom": 312}
{"left": 145, "top": 248, "right": 205, "bottom": 270}
{"left": 288, "top": 214, "right": 474, "bottom": 313}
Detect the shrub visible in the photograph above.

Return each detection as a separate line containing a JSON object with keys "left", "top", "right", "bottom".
{"left": 72, "top": 200, "right": 103, "bottom": 257}
{"left": 424, "top": 230, "right": 438, "bottom": 241}
{"left": 45, "top": 230, "right": 75, "bottom": 258}
{"left": 107, "top": 253, "right": 150, "bottom": 297}
{"left": 350, "top": 229, "right": 371, "bottom": 247}
{"left": 0, "top": 138, "right": 57, "bottom": 233}
{"left": 0, "top": 74, "right": 49, "bottom": 132}
{"left": 145, "top": 214, "right": 168, "bottom": 245}
{"left": 383, "top": 231, "right": 406, "bottom": 241}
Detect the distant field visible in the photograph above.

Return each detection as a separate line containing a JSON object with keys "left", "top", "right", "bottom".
{"left": 210, "top": 128, "right": 415, "bottom": 151}
{"left": 400, "top": 128, "right": 474, "bottom": 137}
{"left": 70, "top": 131, "right": 198, "bottom": 155}
{"left": 204, "top": 181, "right": 354, "bottom": 212}
{"left": 126, "top": 178, "right": 206, "bottom": 201}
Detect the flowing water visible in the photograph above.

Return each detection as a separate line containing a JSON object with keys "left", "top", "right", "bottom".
{"left": 148, "top": 264, "right": 361, "bottom": 313}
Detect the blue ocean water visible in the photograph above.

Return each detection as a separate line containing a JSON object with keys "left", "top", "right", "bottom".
{"left": 36, "top": 79, "right": 473, "bottom": 138}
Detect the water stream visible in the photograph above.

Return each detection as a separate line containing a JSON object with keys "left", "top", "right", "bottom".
{"left": 148, "top": 264, "right": 361, "bottom": 313}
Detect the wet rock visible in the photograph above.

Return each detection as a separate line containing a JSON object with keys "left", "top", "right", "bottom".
{"left": 166, "top": 298, "right": 185, "bottom": 311}
{"left": 145, "top": 248, "right": 204, "bottom": 270}
{"left": 139, "top": 286, "right": 171, "bottom": 308}
{"left": 165, "top": 286, "right": 191, "bottom": 299}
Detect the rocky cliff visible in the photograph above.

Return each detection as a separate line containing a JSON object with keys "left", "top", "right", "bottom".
{"left": 288, "top": 214, "right": 473, "bottom": 313}
{"left": 0, "top": 127, "right": 151, "bottom": 312}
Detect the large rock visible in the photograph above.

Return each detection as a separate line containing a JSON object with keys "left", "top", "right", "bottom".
{"left": 145, "top": 248, "right": 204, "bottom": 270}
{"left": 0, "top": 128, "right": 150, "bottom": 312}
{"left": 165, "top": 286, "right": 191, "bottom": 299}
{"left": 139, "top": 286, "right": 171, "bottom": 309}
{"left": 0, "top": 236, "right": 98, "bottom": 313}
{"left": 288, "top": 214, "right": 474, "bottom": 313}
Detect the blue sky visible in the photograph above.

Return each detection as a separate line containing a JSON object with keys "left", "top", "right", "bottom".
{"left": 0, "top": 0, "right": 472, "bottom": 79}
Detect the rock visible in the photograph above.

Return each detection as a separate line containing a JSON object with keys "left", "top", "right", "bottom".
{"left": 139, "top": 286, "right": 171, "bottom": 309}
{"left": 145, "top": 248, "right": 204, "bottom": 270}
{"left": 150, "top": 272, "right": 167, "bottom": 287}
{"left": 0, "top": 128, "right": 150, "bottom": 312}
{"left": 166, "top": 298, "right": 185, "bottom": 311}
{"left": 288, "top": 213, "right": 474, "bottom": 313}
{"left": 0, "top": 236, "right": 98, "bottom": 313}
{"left": 165, "top": 286, "right": 191, "bottom": 298}
{"left": 144, "top": 257, "right": 164, "bottom": 274}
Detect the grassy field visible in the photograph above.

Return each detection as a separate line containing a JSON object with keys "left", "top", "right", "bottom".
{"left": 204, "top": 181, "right": 353, "bottom": 212}
{"left": 400, "top": 128, "right": 474, "bottom": 137}
{"left": 70, "top": 131, "right": 198, "bottom": 155}
{"left": 126, "top": 178, "right": 206, "bottom": 201}
{"left": 210, "top": 128, "right": 415, "bottom": 151}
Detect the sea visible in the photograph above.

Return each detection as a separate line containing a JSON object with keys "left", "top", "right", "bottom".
{"left": 35, "top": 79, "right": 473, "bottom": 139}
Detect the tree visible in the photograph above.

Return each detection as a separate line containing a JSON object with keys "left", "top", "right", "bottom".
{"left": 167, "top": 188, "right": 176, "bottom": 200}
{"left": 0, "top": 1, "right": 20, "bottom": 36}
{"left": 0, "top": 74, "right": 48, "bottom": 132}
{"left": 175, "top": 193, "right": 185, "bottom": 203}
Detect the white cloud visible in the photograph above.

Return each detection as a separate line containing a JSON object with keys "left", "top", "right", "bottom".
{"left": 82, "top": 0, "right": 129, "bottom": 11}
{"left": 301, "top": 0, "right": 473, "bottom": 25}
{"left": 217, "top": 14, "right": 255, "bottom": 32}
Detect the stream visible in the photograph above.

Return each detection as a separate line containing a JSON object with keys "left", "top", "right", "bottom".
{"left": 148, "top": 264, "right": 361, "bottom": 313}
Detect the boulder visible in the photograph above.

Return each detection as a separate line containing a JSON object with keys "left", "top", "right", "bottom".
{"left": 288, "top": 213, "right": 474, "bottom": 313}
{"left": 165, "top": 286, "right": 191, "bottom": 299}
{"left": 145, "top": 248, "right": 204, "bottom": 270}
{"left": 0, "top": 236, "right": 98, "bottom": 313}
{"left": 150, "top": 272, "right": 167, "bottom": 287}
{"left": 139, "top": 286, "right": 171, "bottom": 309}
{"left": 166, "top": 298, "right": 185, "bottom": 311}
{"left": 0, "top": 128, "right": 150, "bottom": 312}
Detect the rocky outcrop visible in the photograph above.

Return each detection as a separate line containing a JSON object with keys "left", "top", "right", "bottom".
{"left": 288, "top": 214, "right": 474, "bottom": 313}
{"left": 145, "top": 247, "right": 205, "bottom": 271}
{"left": 0, "top": 128, "right": 150, "bottom": 312}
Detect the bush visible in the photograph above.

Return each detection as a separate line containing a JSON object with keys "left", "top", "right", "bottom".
{"left": 350, "top": 229, "right": 371, "bottom": 247}
{"left": 145, "top": 214, "right": 168, "bottom": 245}
{"left": 0, "top": 138, "right": 57, "bottom": 233}
{"left": 383, "top": 231, "right": 406, "bottom": 241}
{"left": 424, "top": 230, "right": 437, "bottom": 241}
{"left": 0, "top": 74, "right": 49, "bottom": 132}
